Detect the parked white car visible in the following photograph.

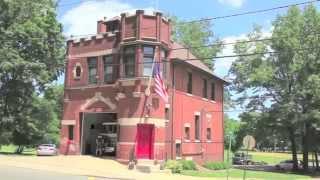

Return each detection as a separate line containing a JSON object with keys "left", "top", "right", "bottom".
{"left": 275, "top": 160, "right": 301, "bottom": 170}
{"left": 36, "top": 144, "right": 58, "bottom": 156}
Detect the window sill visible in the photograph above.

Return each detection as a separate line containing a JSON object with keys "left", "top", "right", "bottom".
{"left": 186, "top": 93, "right": 193, "bottom": 97}
{"left": 202, "top": 98, "right": 209, "bottom": 101}
{"left": 210, "top": 100, "right": 216, "bottom": 103}
{"left": 176, "top": 157, "right": 182, "bottom": 160}
{"left": 206, "top": 140, "right": 212, "bottom": 143}
{"left": 123, "top": 37, "right": 136, "bottom": 41}
{"left": 194, "top": 140, "right": 200, "bottom": 143}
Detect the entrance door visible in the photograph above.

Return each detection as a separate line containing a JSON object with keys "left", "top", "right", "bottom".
{"left": 136, "top": 124, "right": 154, "bottom": 159}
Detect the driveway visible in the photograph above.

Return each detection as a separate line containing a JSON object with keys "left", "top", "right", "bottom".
{"left": 0, "top": 165, "right": 87, "bottom": 180}
{"left": 0, "top": 155, "right": 211, "bottom": 180}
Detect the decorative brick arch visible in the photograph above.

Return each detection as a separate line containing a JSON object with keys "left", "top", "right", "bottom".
{"left": 80, "top": 92, "right": 116, "bottom": 111}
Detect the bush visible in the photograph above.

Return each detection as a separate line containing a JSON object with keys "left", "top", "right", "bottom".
{"left": 165, "top": 160, "right": 183, "bottom": 173}
{"left": 204, "top": 162, "right": 230, "bottom": 170}
{"left": 180, "top": 160, "right": 197, "bottom": 170}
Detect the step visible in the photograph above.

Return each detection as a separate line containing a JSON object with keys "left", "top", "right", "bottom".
{"left": 135, "top": 159, "right": 169, "bottom": 173}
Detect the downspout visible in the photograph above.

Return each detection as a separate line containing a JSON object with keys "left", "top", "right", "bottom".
{"left": 201, "top": 108, "right": 204, "bottom": 159}
{"left": 171, "top": 62, "right": 175, "bottom": 159}
{"left": 222, "top": 84, "right": 225, "bottom": 161}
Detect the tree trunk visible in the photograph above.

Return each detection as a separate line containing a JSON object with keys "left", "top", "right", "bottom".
{"left": 15, "top": 145, "right": 24, "bottom": 154}
{"left": 315, "top": 151, "right": 319, "bottom": 170}
{"left": 288, "top": 127, "right": 299, "bottom": 171}
{"left": 302, "top": 122, "right": 311, "bottom": 172}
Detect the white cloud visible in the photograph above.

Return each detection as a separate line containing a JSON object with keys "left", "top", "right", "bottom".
{"left": 60, "top": 0, "right": 154, "bottom": 36}
{"left": 217, "top": 0, "right": 246, "bottom": 8}
{"left": 214, "top": 34, "right": 246, "bottom": 77}
{"left": 214, "top": 30, "right": 271, "bottom": 78}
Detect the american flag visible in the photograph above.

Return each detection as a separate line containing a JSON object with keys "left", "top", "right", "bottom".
{"left": 153, "top": 62, "right": 168, "bottom": 103}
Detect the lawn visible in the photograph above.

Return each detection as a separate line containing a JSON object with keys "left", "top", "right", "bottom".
{"left": 181, "top": 169, "right": 311, "bottom": 179}
{"left": 250, "top": 151, "right": 292, "bottom": 165}
{"left": 0, "top": 144, "right": 36, "bottom": 155}
{"left": 225, "top": 150, "right": 312, "bottom": 165}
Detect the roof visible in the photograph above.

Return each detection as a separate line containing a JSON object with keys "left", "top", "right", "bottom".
{"left": 170, "top": 42, "right": 229, "bottom": 84}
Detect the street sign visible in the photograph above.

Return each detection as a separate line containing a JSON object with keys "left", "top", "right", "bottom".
{"left": 243, "top": 135, "right": 255, "bottom": 150}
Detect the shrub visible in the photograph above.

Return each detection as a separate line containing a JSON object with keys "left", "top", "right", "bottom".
{"left": 180, "top": 160, "right": 197, "bottom": 170}
{"left": 165, "top": 160, "right": 183, "bottom": 173}
{"left": 204, "top": 162, "right": 230, "bottom": 170}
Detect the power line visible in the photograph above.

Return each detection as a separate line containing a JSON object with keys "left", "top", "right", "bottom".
{"left": 65, "top": 45, "right": 320, "bottom": 67}
{"left": 57, "top": 0, "right": 320, "bottom": 34}
{"left": 2, "top": 31, "right": 320, "bottom": 64}
{"left": 187, "top": 0, "right": 320, "bottom": 23}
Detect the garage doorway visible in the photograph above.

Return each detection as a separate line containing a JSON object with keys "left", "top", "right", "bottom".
{"left": 80, "top": 113, "right": 118, "bottom": 156}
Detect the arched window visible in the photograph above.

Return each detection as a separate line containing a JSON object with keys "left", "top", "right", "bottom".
{"left": 76, "top": 66, "right": 81, "bottom": 77}
{"left": 73, "top": 63, "right": 82, "bottom": 80}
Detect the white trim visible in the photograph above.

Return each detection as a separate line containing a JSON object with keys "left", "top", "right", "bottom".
{"left": 118, "top": 118, "right": 166, "bottom": 127}
{"left": 175, "top": 139, "right": 181, "bottom": 143}
{"left": 69, "top": 49, "right": 117, "bottom": 58}
{"left": 194, "top": 111, "right": 201, "bottom": 116}
{"left": 186, "top": 93, "right": 193, "bottom": 97}
{"left": 102, "top": 122, "right": 117, "bottom": 125}
{"left": 115, "top": 92, "right": 126, "bottom": 101}
{"left": 118, "top": 142, "right": 134, "bottom": 145}
{"left": 96, "top": 34, "right": 104, "bottom": 39}
{"left": 184, "top": 123, "right": 191, "bottom": 127}
{"left": 206, "top": 113, "right": 212, "bottom": 119}
{"left": 80, "top": 114, "right": 84, "bottom": 154}
{"left": 210, "top": 100, "right": 216, "bottom": 103}
{"left": 61, "top": 120, "right": 76, "bottom": 125}
{"left": 202, "top": 98, "right": 209, "bottom": 101}
{"left": 120, "top": 80, "right": 135, "bottom": 86}
{"left": 194, "top": 140, "right": 201, "bottom": 143}
{"left": 132, "top": 92, "right": 142, "bottom": 97}
{"left": 165, "top": 103, "right": 170, "bottom": 108}
{"left": 80, "top": 92, "right": 116, "bottom": 111}
{"left": 116, "top": 158, "right": 130, "bottom": 162}
{"left": 118, "top": 142, "right": 165, "bottom": 146}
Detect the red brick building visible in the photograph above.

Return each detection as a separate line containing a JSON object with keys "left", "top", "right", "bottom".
{"left": 60, "top": 10, "right": 227, "bottom": 164}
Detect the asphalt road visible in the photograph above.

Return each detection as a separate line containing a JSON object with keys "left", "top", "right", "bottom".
{"left": 0, "top": 165, "right": 116, "bottom": 180}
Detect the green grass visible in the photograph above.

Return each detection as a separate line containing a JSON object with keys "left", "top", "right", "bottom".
{"left": 224, "top": 150, "right": 312, "bottom": 165}
{"left": 181, "top": 169, "right": 311, "bottom": 179}
{"left": 250, "top": 151, "right": 292, "bottom": 165}
{"left": 0, "top": 144, "right": 36, "bottom": 155}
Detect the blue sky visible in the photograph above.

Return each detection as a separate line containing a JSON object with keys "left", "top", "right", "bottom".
{"left": 55, "top": 0, "right": 318, "bottom": 119}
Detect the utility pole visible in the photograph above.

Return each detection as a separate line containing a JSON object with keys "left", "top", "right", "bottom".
{"left": 226, "top": 133, "right": 232, "bottom": 180}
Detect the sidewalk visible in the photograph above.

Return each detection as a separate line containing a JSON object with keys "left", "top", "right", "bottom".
{"left": 0, "top": 155, "right": 216, "bottom": 180}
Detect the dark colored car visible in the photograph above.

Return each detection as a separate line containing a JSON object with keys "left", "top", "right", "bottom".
{"left": 232, "top": 152, "right": 253, "bottom": 165}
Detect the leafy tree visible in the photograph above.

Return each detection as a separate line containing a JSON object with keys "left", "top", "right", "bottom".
{"left": 224, "top": 115, "right": 240, "bottom": 152}
{"left": 0, "top": 0, "right": 64, "bottom": 146}
{"left": 12, "top": 84, "right": 63, "bottom": 152}
{"left": 44, "top": 84, "right": 64, "bottom": 120}
{"left": 230, "top": 5, "right": 320, "bottom": 171}
{"left": 171, "top": 17, "right": 222, "bottom": 69}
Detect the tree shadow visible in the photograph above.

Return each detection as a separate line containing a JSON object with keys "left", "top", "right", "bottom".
{"left": 234, "top": 165, "right": 320, "bottom": 177}
{"left": 0, "top": 151, "right": 35, "bottom": 156}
